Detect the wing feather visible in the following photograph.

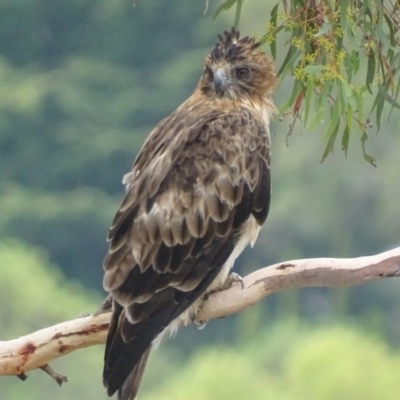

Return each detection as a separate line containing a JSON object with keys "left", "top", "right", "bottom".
{"left": 103, "top": 104, "right": 271, "bottom": 399}
{"left": 251, "top": 158, "right": 271, "bottom": 224}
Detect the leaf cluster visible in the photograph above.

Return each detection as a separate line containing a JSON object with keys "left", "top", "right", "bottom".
{"left": 216, "top": 0, "right": 400, "bottom": 164}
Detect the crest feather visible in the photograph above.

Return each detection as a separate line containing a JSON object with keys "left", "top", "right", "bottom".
{"left": 210, "top": 27, "right": 261, "bottom": 63}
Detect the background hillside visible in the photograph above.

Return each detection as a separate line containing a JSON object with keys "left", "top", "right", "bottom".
{"left": 1, "top": 1, "right": 400, "bottom": 399}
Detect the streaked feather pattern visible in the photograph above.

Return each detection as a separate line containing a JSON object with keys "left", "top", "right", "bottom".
{"left": 102, "top": 27, "right": 277, "bottom": 400}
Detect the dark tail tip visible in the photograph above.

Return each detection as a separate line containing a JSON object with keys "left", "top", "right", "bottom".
{"left": 105, "top": 347, "right": 152, "bottom": 400}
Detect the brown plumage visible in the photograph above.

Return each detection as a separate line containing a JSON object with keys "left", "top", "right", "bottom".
{"left": 102, "top": 28, "right": 278, "bottom": 400}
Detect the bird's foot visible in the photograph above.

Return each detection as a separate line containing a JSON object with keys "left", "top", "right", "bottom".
{"left": 190, "top": 300, "right": 209, "bottom": 330}
{"left": 209, "top": 272, "right": 244, "bottom": 296}
{"left": 190, "top": 305, "right": 209, "bottom": 330}
{"left": 193, "top": 318, "right": 209, "bottom": 330}
{"left": 222, "top": 272, "right": 244, "bottom": 290}
{"left": 190, "top": 273, "right": 244, "bottom": 329}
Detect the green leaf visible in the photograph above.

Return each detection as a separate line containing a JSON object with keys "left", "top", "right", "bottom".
{"left": 321, "top": 96, "right": 341, "bottom": 162}
{"left": 356, "top": 0, "right": 368, "bottom": 25}
{"left": 377, "top": 52, "right": 387, "bottom": 83}
{"left": 213, "top": 0, "right": 237, "bottom": 21}
{"left": 277, "top": 46, "right": 301, "bottom": 77}
{"left": 308, "top": 80, "right": 333, "bottom": 131}
{"left": 340, "top": 0, "right": 348, "bottom": 31}
{"left": 304, "top": 79, "right": 314, "bottom": 126}
{"left": 341, "top": 80, "right": 352, "bottom": 103}
{"left": 361, "top": 124, "right": 377, "bottom": 166}
{"left": 314, "top": 22, "right": 333, "bottom": 37}
{"left": 279, "top": 79, "right": 303, "bottom": 115}
{"left": 378, "top": 85, "right": 400, "bottom": 109}
{"left": 376, "top": 0, "right": 384, "bottom": 24}
{"left": 366, "top": 51, "right": 375, "bottom": 94}
{"left": 384, "top": 11, "right": 396, "bottom": 47}
{"left": 270, "top": 4, "right": 278, "bottom": 26}
{"left": 341, "top": 125, "right": 350, "bottom": 156}
{"left": 269, "top": 4, "right": 279, "bottom": 58}
{"left": 347, "top": 103, "right": 353, "bottom": 130}
{"left": 233, "top": 0, "right": 243, "bottom": 28}
{"left": 320, "top": 79, "right": 334, "bottom": 106}
{"left": 321, "top": 119, "right": 340, "bottom": 163}
{"left": 353, "top": 87, "right": 365, "bottom": 122}
{"left": 308, "top": 106, "right": 325, "bottom": 131}
{"left": 346, "top": 31, "right": 360, "bottom": 52}
{"left": 372, "top": 93, "right": 385, "bottom": 131}
{"left": 363, "top": 152, "right": 377, "bottom": 166}
{"left": 360, "top": 20, "right": 374, "bottom": 36}
{"left": 270, "top": 41, "right": 276, "bottom": 61}
{"left": 361, "top": 132, "right": 377, "bottom": 166}
{"left": 350, "top": 50, "right": 360, "bottom": 74}
{"left": 389, "top": 70, "right": 400, "bottom": 119}
{"left": 344, "top": 52, "right": 353, "bottom": 81}
{"left": 327, "top": 95, "right": 341, "bottom": 139}
{"left": 304, "top": 65, "right": 326, "bottom": 76}
{"left": 375, "top": 25, "right": 397, "bottom": 51}
{"left": 363, "top": 0, "right": 374, "bottom": 22}
{"left": 387, "top": 48, "right": 395, "bottom": 71}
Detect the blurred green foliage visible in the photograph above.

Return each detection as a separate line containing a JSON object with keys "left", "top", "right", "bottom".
{"left": 1, "top": 0, "right": 400, "bottom": 398}
{"left": 2, "top": 245, "right": 400, "bottom": 399}
{"left": 0, "top": 240, "right": 108, "bottom": 399}
{"left": 0, "top": 0, "right": 225, "bottom": 288}
{"left": 145, "top": 321, "right": 400, "bottom": 400}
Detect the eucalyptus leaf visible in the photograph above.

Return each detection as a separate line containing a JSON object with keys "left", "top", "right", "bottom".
{"left": 213, "top": 0, "right": 238, "bottom": 21}
{"left": 212, "top": 0, "right": 400, "bottom": 163}
{"left": 366, "top": 51, "right": 375, "bottom": 94}
{"left": 304, "top": 65, "right": 326, "bottom": 76}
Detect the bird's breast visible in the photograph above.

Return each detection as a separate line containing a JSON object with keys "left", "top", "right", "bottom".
{"left": 153, "top": 214, "right": 260, "bottom": 347}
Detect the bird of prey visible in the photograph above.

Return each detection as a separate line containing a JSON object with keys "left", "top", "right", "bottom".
{"left": 102, "top": 28, "right": 277, "bottom": 400}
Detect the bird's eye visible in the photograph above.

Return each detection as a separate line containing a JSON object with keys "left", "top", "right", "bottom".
{"left": 236, "top": 67, "right": 250, "bottom": 79}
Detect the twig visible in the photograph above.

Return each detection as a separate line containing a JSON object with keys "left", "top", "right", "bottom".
{"left": 40, "top": 364, "right": 68, "bottom": 387}
{"left": 17, "top": 372, "right": 28, "bottom": 381}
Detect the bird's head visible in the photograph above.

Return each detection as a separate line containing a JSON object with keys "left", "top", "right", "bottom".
{"left": 198, "top": 28, "right": 277, "bottom": 101}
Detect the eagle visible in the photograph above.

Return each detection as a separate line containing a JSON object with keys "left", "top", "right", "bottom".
{"left": 102, "top": 28, "right": 277, "bottom": 400}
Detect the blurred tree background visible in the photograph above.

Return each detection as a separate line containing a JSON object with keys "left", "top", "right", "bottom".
{"left": 1, "top": 0, "right": 399, "bottom": 399}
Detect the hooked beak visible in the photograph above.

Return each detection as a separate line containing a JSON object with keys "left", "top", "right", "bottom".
{"left": 214, "top": 68, "right": 227, "bottom": 93}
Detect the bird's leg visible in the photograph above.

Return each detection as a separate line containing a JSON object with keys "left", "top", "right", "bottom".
{"left": 190, "top": 293, "right": 211, "bottom": 330}
{"left": 191, "top": 273, "right": 244, "bottom": 329}
{"left": 222, "top": 272, "right": 245, "bottom": 290}
{"left": 209, "top": 272, "right": 244, "bottom": 295}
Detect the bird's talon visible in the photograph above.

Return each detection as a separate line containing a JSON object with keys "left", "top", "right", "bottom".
{"left": 221, "top": 272, "right": 244, "bottom": 291}
{"left": 193, "top": 319, "right": 209, "bottom": 330}
{"left": 190, "top": 311, "right": 209, "bottom": 330}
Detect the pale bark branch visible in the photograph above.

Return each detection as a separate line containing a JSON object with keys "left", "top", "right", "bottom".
{"left": 1, "top": 246, "right": 400, "bottom": 381}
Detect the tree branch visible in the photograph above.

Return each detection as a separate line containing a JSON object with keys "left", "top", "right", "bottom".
{"left": 1, "top": 246, "right": 400, "bottom": 381}
{"left": 0, "top": 312, "right": 109, "bottom": 378}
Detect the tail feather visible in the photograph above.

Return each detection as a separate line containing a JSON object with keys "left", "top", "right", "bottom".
{"left": 117, "top": 347, "right": 151, "bottom": 400}
{"left": 104, "top": 338, "right": 152, "bottom": 398}
{"left": 103, "top": 301, "right": 156, "bottom": 398}
{"left": 103, "top": 311, "right": 170, "bottom": 396}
